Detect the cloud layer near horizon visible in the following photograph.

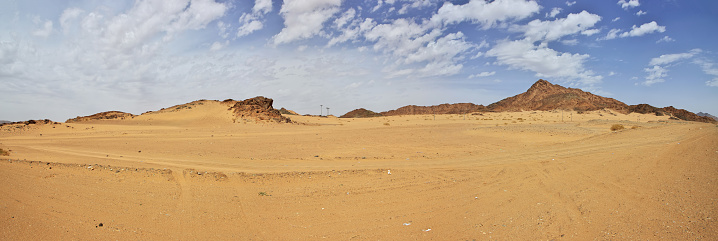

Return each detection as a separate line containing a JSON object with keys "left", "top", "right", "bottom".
{"left": 1, "top": 0, "right": 717, "bottom": 121}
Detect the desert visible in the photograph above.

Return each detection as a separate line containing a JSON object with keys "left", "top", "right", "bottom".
{"left": 1, "top": 80, "right": 717, "bottom": 240}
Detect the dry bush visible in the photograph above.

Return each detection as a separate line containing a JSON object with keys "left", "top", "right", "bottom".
{"left": 610, "top": 124, "right": 625, "bottom": 131}
{"left": 0, "top": 148, "right": 9, "bottom": 156}
{"left": 383, "top": 122, "right": 390, "bottom": 126}
{"left": 631, "top": 126, "right": 640, "bottom": 129}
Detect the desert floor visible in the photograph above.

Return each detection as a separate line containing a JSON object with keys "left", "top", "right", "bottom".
{"left": 1, "top": 106, "right": 717, "bottom": 240}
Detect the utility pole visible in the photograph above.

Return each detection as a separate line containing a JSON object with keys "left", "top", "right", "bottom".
{"left": 326, "top": 107, "right": 330, "bottom": 116}
{"left": 320, "top": 105, "right": 323, "bottom": 116}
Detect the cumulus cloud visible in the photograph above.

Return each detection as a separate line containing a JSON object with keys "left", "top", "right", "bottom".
{"left": 617, "top": 0, "right": 640, "bottom": 10}
{"left": 468, "top": 71, "right": 496, "bottom": 78}
{"left": 486, "top": 39, "right": 602, "bottom": 85}
{"left": 620, "top": 21, "right": 665, "bottom": 37}
{"left": 694, "top": 59, "right": 718, "bottom": 87}
{"left": 512, "top": 10, "right": 601, "bottom": 43}
{"left": 656, "top": 36, "right": 675, "bottom": 43}
{"left": 430, "top": 0, "right": 540, "bottom": 29}
{"left": 33, "top": 20, "right": 53, "bottom": 38}
{"left": 237, "top": 0, "right": 275, "bottom": 37}
{"left": 641, "top": 49, "right": 702, "bottom": 86}
{"left": 566, "top": 1, "right": 576, "bottom": 6}
{"left": 649, "top": 49, "right": 701, "bottom": 66}
{"left": 272, "top": 0, "right": 342, "bottom": 45}
{"left": 601, "top": 21, "right": 665, "bottom": 40}
{"left": 641, "top": 65, "right": 666, "bottom": 86}
{"left": 635, "top": 10, "right": 647, "bottom": 16}
{"left": 546, "top": 8, "right": 562, "bottom": 18}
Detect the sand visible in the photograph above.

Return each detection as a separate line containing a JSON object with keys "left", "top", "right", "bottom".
{"left": 1, "top": 107, "right": 717, "bottom": 240}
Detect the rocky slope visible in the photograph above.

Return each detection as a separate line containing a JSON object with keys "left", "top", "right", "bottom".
{"left": 66, "top": 111, "right": 135, "bottom": 123}
{"left": 381, "top": 103, "right": 486, "bottom": 116}
{"left": 225, "top": 96, "right": 292, "bottom": 123}
{"left": 339, "top": 108, "right": 383, "bottom": 118}
{"left": 697, "top": 112, "right": 718, "bottom": 121}
{"left": 488, "top": 79, "right": 630, "bottom": 113}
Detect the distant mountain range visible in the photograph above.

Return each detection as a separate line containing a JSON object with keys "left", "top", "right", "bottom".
{"left": 340, "top": 79, "right": 716, "bottom": 124}
{"left": 697, "top": 112, "right": 718, "bottom": 121}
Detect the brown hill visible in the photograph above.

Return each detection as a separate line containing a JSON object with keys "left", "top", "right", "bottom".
{"left": 697, "top": 112, "right": 718, "bottom": 121}
{"left": 627, "top": 104, "right": 715, "bottom": 123}
{"left": 225, "top": 96, "right": 292, "bottom": 123}
{"left": 487, "top": 79, "right": 629, "bottom": 113}
{"left": 381, "top": 103, "right": 486, "bottom": 116}
{"left": 339, "top": 108, "right": 383, "bottom": 118}
{"left": 279, "top": 108, "right": 299, "bottom": 115}
{"left": 66, "top": 111, "right": 135, "bottom": 123}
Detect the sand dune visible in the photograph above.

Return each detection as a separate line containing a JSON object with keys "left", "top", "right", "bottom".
{"left": 1, "top": 110, "right": 717, "bottom": 240}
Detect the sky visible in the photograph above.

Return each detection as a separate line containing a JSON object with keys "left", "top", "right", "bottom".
{"left": 1, "top": 0, "right": 717, "bottom": 121}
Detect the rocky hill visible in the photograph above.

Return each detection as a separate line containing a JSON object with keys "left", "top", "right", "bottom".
{"left": 339, "top": 108, "right": 383, "bottom": 118}
{"left": 697, "top": 112, "right": 718, "bottom": 121}
{"left": 381, "top": 103, "right": 486, "bottom": 116}
{"left": 278, "top": 108, "right": 299, "bottom": 115}
{"left": 487, "top": 79, "right": 629, "bottom": 113}
{"left": 225, "top": 96, "right": 292, "bottom": 123}
{"left": 66, "top": 111, "right": 135, "bottom": 123}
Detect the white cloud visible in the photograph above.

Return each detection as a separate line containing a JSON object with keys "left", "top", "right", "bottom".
{"left": 566, "top": 1, "right": 576, "bottom": 6}
{"left": 635, "top": 10, "right": 647, "bottom": 16}
{"left": 611, "top": 17, "right": 620, "bottom": 22}
{"left": 468, "top": 71, "right": 496, "bottom": 78}
{"left": 642, "top": 65, "right": 666, "bottom": 86}
{"left": 601, "top": 21, "right": 666, "bottom": 40}
{"left": 546, "top": 8, "right": 562, "bottom": 18}
{"left": 237, "top": 16, "right": 264, "bottom": 37}
{"left": 59, "top": 8, "right": 83, "bottom": 34}
{"left": 619, "top": 21, "right": 665, "bottom": 38}
{"left": 209, "top": 40, "right": 228, "bottom": 51}
{"left": 656, "top": 36, "right": 674, "bottom": 43}
{"left": 561, "top": 39, "right": 578, "bottom": 45}
{"left": 237, "top": 0, "right": 275, "bottom": 37}
{"left": 253, "top": 0, "right": 273, "bottom": 14}
{"left": 272, "top": 0, "right": 342, "bottom": 45}
{"left": 33, "top": 20, "right": 53, "bottom": 38}
{"left": 486, "top": 39, "right": 602, "bottom": 85}
{"left": 608, "top": 71, "right": 616, "bottom": 76}
{"left": 431, "top": 0, "right": 540, "bottom": 29}
{"left": 649, "top": 49, "right": 701, "bottom": 66}
{"left": 618, "top": 0, "right": 640, "bottom": 10}
{"left": 397, "top": 0, "right": 433, "bottom": 15}
{"left": 602, "top": 28, "right": 621, "bottom": 40}
{"left": 694, "top": 59, "right": 718, "bottom": 87}
{"left": 581, "top": 29, "right": 600, "bottom": 36}
{"left": 512, "top": 10, "right": 601, "bottom": 43}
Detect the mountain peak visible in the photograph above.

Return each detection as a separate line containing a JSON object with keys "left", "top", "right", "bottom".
{"left": 488, "top": 79, "right": 629, "bottom": 113}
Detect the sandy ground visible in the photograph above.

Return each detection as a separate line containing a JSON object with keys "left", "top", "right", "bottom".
{"left": 1, "top": 104, "right": 717, "bottom": 240}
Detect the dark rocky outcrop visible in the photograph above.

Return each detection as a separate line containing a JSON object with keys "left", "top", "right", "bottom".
{"left": 66, "top": 111, "right": 135, "bottom": 123}
{"left": 487, "top": 79, "right": 630, "bottom": 113}
{"left": 381, "top": 103, "right": 486, "bottom": 116}
{"left": 339, "top": 108, "right": 383, "bottom": 118}
{"left": 227, "top": 96, "right": 292, "bottom": 123}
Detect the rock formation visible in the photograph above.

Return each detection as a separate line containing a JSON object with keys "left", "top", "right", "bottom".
{"left": 381, "top": 103, "right": 486, "bottom": 116}
{"left": 697, "top": 112, "right": 718, "bottom": 121}
{"left": 339, "top": 108, "right": 383, "bottom": 118}
{"left": 66, "top": 111, "right": 135, "bottom": 123}
{"left": 279, "top": 108, "right": 299, "bottom": 115}
{"left": 226, "top": 96, "right": 292, "bottom": 123}
{"left": 487, "top": 79, "right": 629, "bottom": 113}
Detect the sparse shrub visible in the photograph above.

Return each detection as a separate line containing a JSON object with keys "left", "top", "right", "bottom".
{"left": 631, "top": 126, "right": 640, "bottom": 129}
{"left": 383, "top": 122, "right": 390, "bottom": 126}
{"left": 0, "top": 148, "right": 8, "bottom": 156}
{"left": 610, "top": 124, "right": 625, "bottom": 131}
{"left": 258, "top": 192, "right": 269, "bottom": 196}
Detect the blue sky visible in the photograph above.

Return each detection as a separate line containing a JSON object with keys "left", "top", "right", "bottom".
{"left": 1, "top": 0, "right": 717, "bottom": 121}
